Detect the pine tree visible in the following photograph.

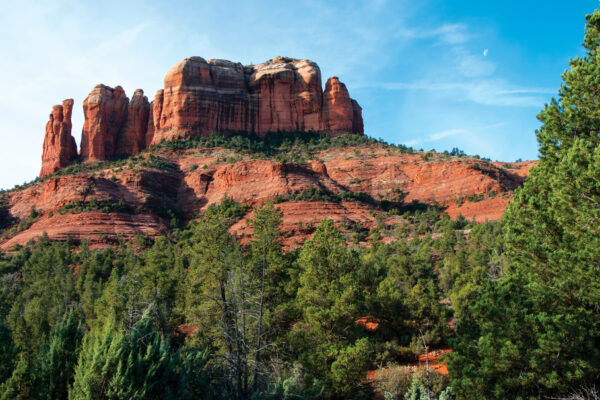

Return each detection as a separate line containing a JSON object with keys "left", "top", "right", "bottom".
{"left": 35, "top": 310, "right": 83, "bottom": 400}
{"left": 0, "top": 316, "right": 15, "bottom": 386}
{"left": 0, "top": 354, "right": 32, "bottom": 400}
{"left": 450, "top": 10, "right": 600, "bottom": 399}
{"left": 70, "top": 309, "right": 212, "bottom": 400}
{"left": 185, "top": 202, "right": 252, "bottom": 398}
{"left": 292, "top": 219, "right": 372, "bottom": 398}
{"left": 248, "top": 202, "right": 285, "bottom": 392}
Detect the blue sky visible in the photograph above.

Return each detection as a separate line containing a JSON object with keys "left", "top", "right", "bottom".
{"left": 0, "top": 0, "right": 596, "bottom": 189}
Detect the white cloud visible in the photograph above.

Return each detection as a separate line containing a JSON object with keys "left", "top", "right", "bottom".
{"left": 395, "top": 22, "right": 470, "bottom": 44}
{"left": 362, "top": 79, "right": 553, "bottom": 108}
{"left": 430, "top": 128, "right": 467, "bottom": 141}
{"left": 483, "top": 48, "right": 489, "bottom": 56}
{"left": 405, "top": 128, "right": 466, "bottom": 146}
{"left": 404, "top": 123, "right": 509, "bottom": 155}
{"left": 433, "top": 24, "right": 470, "bottom": 44}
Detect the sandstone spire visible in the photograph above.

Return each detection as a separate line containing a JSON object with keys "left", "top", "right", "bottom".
{"left": 80, "top": 84, "right": 129, "bottom": 161}
{"left": 40, "top": 99, "right": 78, "bottom": 177}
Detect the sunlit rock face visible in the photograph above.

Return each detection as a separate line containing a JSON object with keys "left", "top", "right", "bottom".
{"left": 80, "top": 84, "right": 129, "bottom": 161}
{"left": 40, "top": 99, "right": 78, "bottom": 177}
{"left": 41, "top": 56, "right": 363, "bottom": 170}
{"left": 116, "top": 89, "right": 151, "bottom": 156}
{"left": 150, "top": 56, "right": 363, "bottom": 143}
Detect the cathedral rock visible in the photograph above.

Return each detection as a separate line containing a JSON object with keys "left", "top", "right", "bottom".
{"left": 40, "top": 56, "right": 363, "bottom": 175}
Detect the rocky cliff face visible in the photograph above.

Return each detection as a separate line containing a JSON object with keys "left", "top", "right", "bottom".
{"left": 250, "top": 57, "right": 324, "bottom": 135}
{"left": 79, "top": 86, "right": 152, "bottom": 160}
{"left": 323, "top": 77, "right": 362, "bottom": 132}
{"left": 40, "top": 99, "right": 78, "bottom": 177}
{"left": 18, "top": 55, "right": 532, "bottom": 250}
{"left": 80, "top": 85, "right": 129, "bottom": 161}
{"left": 116, "top": 89, "right": 151, "bottom": 156}
{"left": 151, "top": 56, "right": 363, "bottom": 143}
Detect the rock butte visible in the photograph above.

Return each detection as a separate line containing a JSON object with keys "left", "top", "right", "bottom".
{"left": 39, "top": 56, "right": 363, "bottom": 176}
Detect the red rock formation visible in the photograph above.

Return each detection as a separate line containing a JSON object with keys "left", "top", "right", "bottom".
{"left": 80, "top": 84, "right": 129, "bottom": 161}
{"left": 229, "top": 201, "right": 384, "bottom": 248}
{"left": 323, "top": 77, "right": 359, "bottom": 133}
{"left": 351, "top": 99, "right": 364, "bottom": 134}
{"left": 152, "top": 57, "right": 251, "bottom": 142}
{"left": 1, "top": 212, "right": 168, "bottom": 249}
{"left": 445, "top": 197, "right": 510, "bottom": 222}
{"left": 38, "top": 56, "right": 362, "bottom": 171}
{"left": 250, "top": 57, "right": 323, "bottom": 134}
{"left": 40, "top": 99, "right": 78, "bottom": 177}
{"left": 150, "top": 56, "right": 363, "bottom": 143}
{"left": 116, "top": 89, "right": 150, "bottom": 156}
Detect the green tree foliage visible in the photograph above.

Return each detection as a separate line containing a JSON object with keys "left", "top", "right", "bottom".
{"left": 184, "top": 201, "right": 250, "bottom": 397}
{"left": 376, "top": 236, "right": 449, "bottom": 350}
{"left": 0, "top": 196, "right": 498, "bottom": 399}
{"left": 0, "top": 354, "right": 32, "bottom": 400}
{"left": 247, "top": 203, "right": 286, "bottom": 392}
{"left": 35, "top": 310, "right": 83, "bottom": 400}
{"left": 450, "top": 10, "right": 600, "bottom": 400}
{"left": 70, "top": 309, "right": 215, "bottom": 400}
{"left": 292, "top": 219, "right": 373, "bottom": 398}
{"left": 0, "top": 316, "right": 15, "bottom": 385}
{"left": 9, "top": 237, "right": 77, "bottom": 351}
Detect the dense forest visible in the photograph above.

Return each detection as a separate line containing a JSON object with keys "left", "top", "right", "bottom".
{"left": 2, "top": 8, "right": 600, "bottom": 400}
{"left": 0, "top": 198, "right": 497, "bottom": 400}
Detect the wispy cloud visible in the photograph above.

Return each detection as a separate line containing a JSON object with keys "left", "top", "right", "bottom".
{"left": 405, "top": 122, "right": 508, "bottom": 148}
{"left": 432, "top": 23, "right": 470, "bottom": 44}
{"left": 453, "top": 46, "right": 495, "bottom": 77}
{"left": 362, "top": 79, "right": 553, "bottom": 107}
{"left": 396, "top": 23, "right": 470, "bottom": 44}
{"left": 386, "top": 18, "right": 552, "bottom": 107}
{"left": 405, "top": 128, "right": 466, "bottom": 146}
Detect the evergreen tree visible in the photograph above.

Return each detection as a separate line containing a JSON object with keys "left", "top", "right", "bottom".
{"left": 450, "top": 10, "right": 600, "bottom": 399}
{"left": 247, "top": 202, "right": 285, "bottom": 392}
{"left": 0, "top": 316, "right": 15, "bottom": 386}
{"left": 292, "top": 219, "right": 372, "bottom": 398}
{"left": 0, "top": 354, "right": 32, "bottom": 400}
{"left": 35, "top": 310, "right": 83, "bottom": 400}
{"left": 70, "top": 309, "right": 213, "bottom": 400}
{"left": 185, "top": 202, "right": 253, "bottom": 398}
